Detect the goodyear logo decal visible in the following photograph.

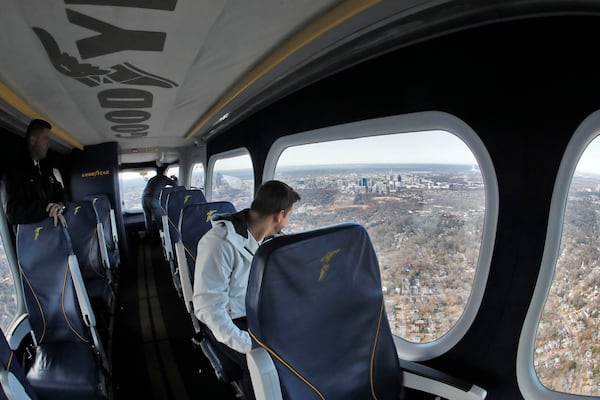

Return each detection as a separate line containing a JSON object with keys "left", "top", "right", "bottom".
{"left": 34, "top": 227, "right": 43, "bottom": 241}
{"left": 184, "top": 195, "right": 192, "bottom": 204}
{"left": 31, "top": 2, "right": 180, "bottom": 140}
{"left": 206, "top": 210, "right": 217, "bottom": 222}
{"left": 74, "top": 206, "right": 81, "bottom": 215}
{"left": 318, "top": 249, "right": 341, "bottom": 281}
{"left": 81, "top": 170, "right": 110, "bottom": 178}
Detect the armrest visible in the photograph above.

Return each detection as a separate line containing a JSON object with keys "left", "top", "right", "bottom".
{"left": 161, "top": 215, "right": 173, "bottom": 259}
{"left": 174, "top": 241, "right": 193, "bottom": 314}
{"left": 109, "top": 209, "right": 119, "bottom": 245}
{"left": 67, "top": 255, "right": 110, "bottom": 373}
{"left": 247, "top": 348, "right": 282, "bottom": 400}
{"left": 96, "top": 223, "right": 113, "bottom": 273}
{"left": 0, "top": 370, "right": 34, "bottom": 400}
{"left": 400, "top": 360, "right": 487, "bottom": 400}
{"left": 6, "top": 315, "right": 34, "bottom": 350}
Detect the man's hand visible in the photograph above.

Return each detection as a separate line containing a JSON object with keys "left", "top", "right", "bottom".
{"left": 46, "top": 202, "right": 67, "bottom": 227}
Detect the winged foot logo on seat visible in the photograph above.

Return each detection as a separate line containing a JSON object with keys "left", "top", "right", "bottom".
{"left": 34, "top": 227, "right": 43, "bottom": 241}
{"left": 206, "top": 210, "right": 217, "bottom": 222}
{"left": 319, "top": 249, "right": 341, "bottom": 281}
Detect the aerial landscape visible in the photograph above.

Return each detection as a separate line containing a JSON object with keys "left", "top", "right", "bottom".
{"left": 1, "top": 162, "right": 597, "bottom": 395}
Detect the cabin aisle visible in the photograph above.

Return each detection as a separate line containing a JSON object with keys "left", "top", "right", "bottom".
{"left": 111, "top": 233, "right": 238, "bottom": 399}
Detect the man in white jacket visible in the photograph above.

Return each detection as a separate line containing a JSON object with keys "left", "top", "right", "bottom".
{"left": 193, "top": 180, "right": 300, "bottom": 399}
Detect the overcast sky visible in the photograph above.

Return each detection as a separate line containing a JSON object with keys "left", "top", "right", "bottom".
{"left": 211, "top": 131, "right": 478, "bottom": 171}
{"left": 276, "top": 131, "right": 477, "bottom": 167}
{"left": 576, "top": 136, "right": 600, "bottom": 174}
{"left": 123, "top": 130, "right": 599, "bottom": 175}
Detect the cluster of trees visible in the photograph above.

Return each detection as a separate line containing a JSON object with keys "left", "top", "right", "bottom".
{"left": 290, "top": 171, "right": 598, "bottom": 395}
{"left": 0, "top": 252, "right": 17, "bottom": 333}
{"left": 534, "top": 180, "right": 600, "bottom": 396}
{"left": 290, "top": 180, "right": 485, "bottom": 343}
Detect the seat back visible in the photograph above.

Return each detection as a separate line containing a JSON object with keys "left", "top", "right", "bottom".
{"left": 17, "top": 219, "right": 90, "bottom": 344}
{"left": 159, "top": 186, "right": 184, "bottom": 215}
{"left": 158, "top": 186, "right": 185, "bottom": 263}
{"left": 64, "top": 200, "right": 114, "bottom": 312}
{"left": 160, "top": 189, "right": 207, "bottom": 294}
{"left": 16, "top": 219, "right": 109, "bottom": 399}
{"left": 246, "top": 223, "right": 402, "bottom": 400}
{"left": 166, "top": 189, "right": 206, "bottom": 247}
{"left": 175, "top": 201, "right": 241, "bottom": 385}
{"left": 178, "top": 201, "right": 235, "bottom": 280}
{"left": 64, "top": 200, "right": 106, "bottom": 281}
{"left": 176, "top": 201, "right": 236, "bottom": 314}
{"left": 0, "top": 329, "right": 37, "bottom": 400}
{"left": 83, "top": 193, "right": 119, "bottom": 269}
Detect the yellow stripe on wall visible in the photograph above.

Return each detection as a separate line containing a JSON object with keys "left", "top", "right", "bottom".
{"left": 184, "top": 0, "right": 381, "bottom": 141}
{"left": 0, "top": 81, "right": 83, "bottom": 150}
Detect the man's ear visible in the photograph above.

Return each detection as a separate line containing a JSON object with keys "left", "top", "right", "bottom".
{"left": 274, "top": 209, "right": 285, "bottom": 223}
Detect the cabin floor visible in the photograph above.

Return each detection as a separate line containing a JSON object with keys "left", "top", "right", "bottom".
{"left": 111, "top": 228, "right": 238, "bottom": 399}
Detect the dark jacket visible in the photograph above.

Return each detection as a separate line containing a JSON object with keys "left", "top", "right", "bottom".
{"left": 142, "top": 174, "right": 178, "bottom": 200}
{"left": 5, "top": 151, "right": 65, "bottom": 225}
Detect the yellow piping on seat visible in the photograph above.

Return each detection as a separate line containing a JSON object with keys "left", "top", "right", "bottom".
{"left": 19, "top": 264, "right": 46, "bottom": 344}
{"left": 249, "top": 329, "right": 326, "bottom": 400}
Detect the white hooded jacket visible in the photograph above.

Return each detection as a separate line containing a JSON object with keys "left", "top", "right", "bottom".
{"left": 192, "top": 210, "right": 259, "bottom": 354}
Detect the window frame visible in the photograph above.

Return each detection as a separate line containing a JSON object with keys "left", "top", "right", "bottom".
{"left": 0, "top": 204, "right": 27, "bottom": 337}
{"left": 118, "top": 167, "right": 158, "bottom": 213}
{"left": 517, "top": 110, "right": 600, "bottom": 400}
{"left": 189, "top": 162, "right": 206, "bottom": 190}
{"left": 206, "top": 147, "right": 253, "bottom": 202}
{"left": 263, "top": 111, "right": 499, "bottom": 361}
{"left": 165, "top": 164, "right": 180, "bottom": 180}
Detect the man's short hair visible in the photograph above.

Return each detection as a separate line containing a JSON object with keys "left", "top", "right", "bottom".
{"left": 157, "top": 164, "right": 168, "bottom": 175}
{"left": 26, "top": 119, "right": 52, "bottom": 140}
{"left": 251, "top": 180, "right": 301, "bottom": 217}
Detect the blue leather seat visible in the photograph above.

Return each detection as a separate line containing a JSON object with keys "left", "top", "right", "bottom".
{"left": 246, "top": 223, "right": 402, "bottom": 400}
{"left": 83, "top": 194, "right": 120, "bottom": 271}
{"left": 0, "top": 329, "right": 37, "bottom": 400}
{"left": 157, "top": 186, "right": 185, "bottom": 262}
{"left": 166, "top": 189, "right": 206, "bottom": 246}
{"left": 175, "top": 201, "right": 236, "bottom": 318}
{"left": 172, "top": 201, "right": 242, "bottom": 388}
{"left": 159, "top": 186, "right": 185, "bottom": 216}
{"left": 64, "top": 200, "right": 115, "bottom": 323}
{"left": 16, "top": 219, "right": 109, "bottom": 400}
{"left": 245, "top": 222, "right": 488, "bottom": 400}
{"left": 163, "top": 190, "right": 206, "bottom": 293}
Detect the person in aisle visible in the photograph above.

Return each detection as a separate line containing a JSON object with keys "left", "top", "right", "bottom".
{"left": 141, "top": 164, "right": 178, "bottom": 238}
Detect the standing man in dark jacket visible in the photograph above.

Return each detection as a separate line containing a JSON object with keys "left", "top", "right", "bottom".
{"left": 5, "top": 119, "right": 66, "bottom": 227}
{"left": 141, "top": 164, "right": 178, "bottom": 237}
